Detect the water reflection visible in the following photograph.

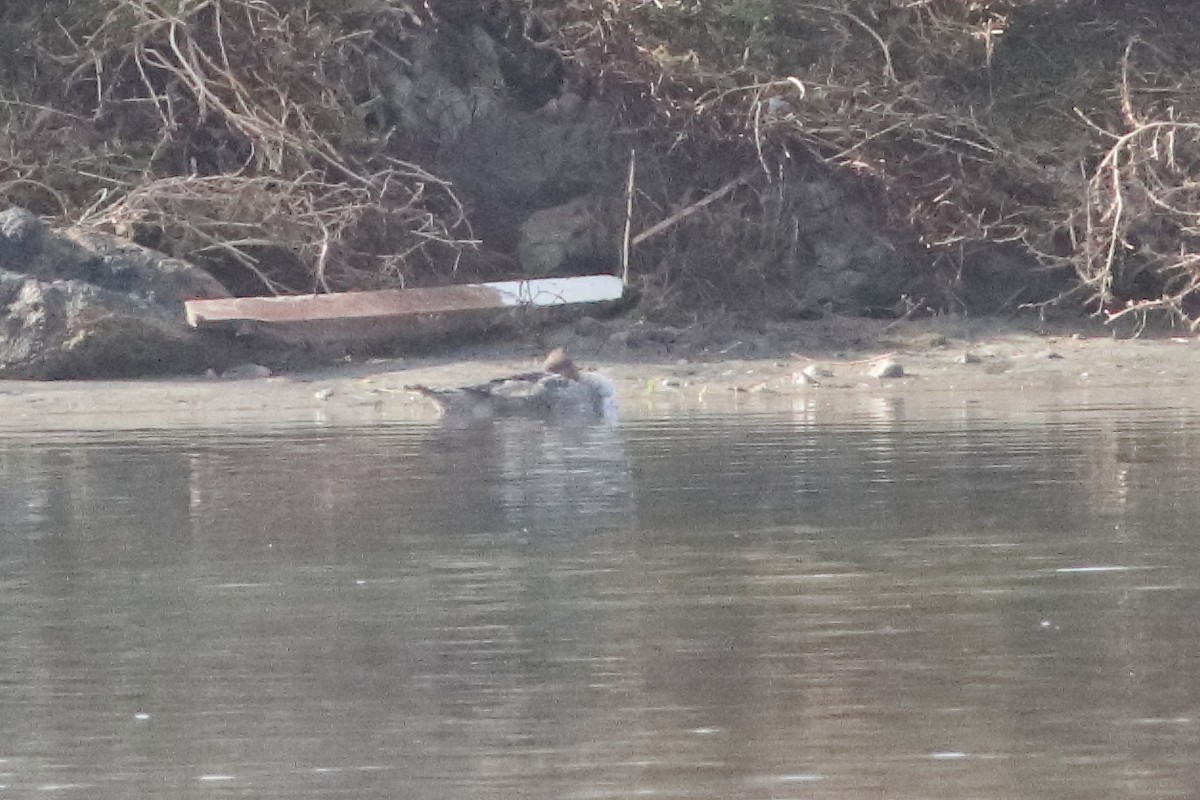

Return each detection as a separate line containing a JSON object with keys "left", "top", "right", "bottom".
{"left": 2, "top": 405, "right": 1200, "bottom": 798}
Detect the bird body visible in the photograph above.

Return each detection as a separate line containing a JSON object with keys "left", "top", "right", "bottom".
{"left": 408, "top": 349, "right": 616, "bottom": 423}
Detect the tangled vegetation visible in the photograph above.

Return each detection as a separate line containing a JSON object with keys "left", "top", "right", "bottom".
{"left": 0, "top": 0, "right": 469, "bottom": 293}
{"left": 2, "top": 0, "right": 1200, "bottom": 326}
{"left": 521, "top": 0, "right": 1200, "bottom": 325}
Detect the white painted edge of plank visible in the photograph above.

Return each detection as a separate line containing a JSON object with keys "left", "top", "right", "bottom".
{"left": 487, "top": 275, "right": 625, "bottom": 306}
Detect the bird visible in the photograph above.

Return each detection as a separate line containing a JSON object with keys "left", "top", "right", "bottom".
{"left": 408, "top": 349, "right": 617, "bottom": 422}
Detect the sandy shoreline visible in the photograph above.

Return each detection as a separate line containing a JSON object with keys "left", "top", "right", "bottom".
{"left": 2, "top": 316, "right": 1199, "bottom": 432}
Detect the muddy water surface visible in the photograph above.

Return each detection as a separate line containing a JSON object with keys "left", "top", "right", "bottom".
{"left": 2, "top": 397, "right": 1200, "bottom": 799}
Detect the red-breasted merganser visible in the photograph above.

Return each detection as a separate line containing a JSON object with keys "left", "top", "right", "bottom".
{"left": 408, "top": 349, "right": 617, "bottom": 422}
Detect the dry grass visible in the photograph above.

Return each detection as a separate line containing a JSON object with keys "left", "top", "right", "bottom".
{"left": 1074, "top": 40, "right": 1200, "bottom": 330}
{"left": 2, "top": 0, "right": 472, "bottom": 293}
{"left": 521, "top": 0, "right": 1200, "bottom": 325}
{"left": 4, "top": 0, "right": 1200, "bottom": 325}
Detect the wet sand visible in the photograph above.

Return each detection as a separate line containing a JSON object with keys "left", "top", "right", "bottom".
{"left": 2, "top": 315, "right": 1199, "bottom": 431}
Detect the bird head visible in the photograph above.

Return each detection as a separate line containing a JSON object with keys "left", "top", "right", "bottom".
{"left": 542, "top": 348, "right": 580, "bottom": 380}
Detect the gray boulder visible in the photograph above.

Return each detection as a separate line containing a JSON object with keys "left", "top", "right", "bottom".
{"left": 0, "top": 207, "right": 233, "bottom": 379}
{"left": 518, "top": 196, "right": 607, "bottom": 276}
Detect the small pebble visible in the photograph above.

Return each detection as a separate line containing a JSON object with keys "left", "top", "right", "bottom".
{"left": 802, "top": 364, "right": 833, "bottom": 379}
{"left": 1038, "top": 350, "right": 1064, "bottom": 360}
{"left": 221, "top": 363, "right": 272, "bottom": 379}
{"left": 958, "top": 352, "right": 982, "bottom": 364}
{"left": 573, "top": 316, "right": 607, "bottom": 336}
{"left": 869, "top": 359, "right": 905, "bottom": 379}
{"left": 314, "top": 387, "right": 335, "bottom": 401}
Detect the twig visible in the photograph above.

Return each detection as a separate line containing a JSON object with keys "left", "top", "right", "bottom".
{"left": 621, "top": 148, "right": 635, "bottom": 286}
{"left": 631, "top": 168, "right": 758, "bottom": 246}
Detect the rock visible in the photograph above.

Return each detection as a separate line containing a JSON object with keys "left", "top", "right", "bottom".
{"left": 518, "top": 196, "right": 604, "bottom": 276}
{"left": 959, "top": 352, "right": 982, "bottom": 364}
{"left": 607, "top": 329, "right": 632, "bottom": 349}
{"left": 869, "top": 359, "right": 905, "bottom": 379}
{"left": 0, "top": 207, "right": 44, "bottom": 264}
{"left": 573, "top": 315, "right": 609, "bottom": 337}
{"left": 221, "top": 363, "right": 273, "bottom": 379}
{"left": 0, "top": 271, "right": 214, "bottom": 379}
{"left": 608, "top": 323, "right": 680, "bottom": 351}
{"left": 368, "top": 27, "right": 503, "bottom": 146}
{"left": 42, "top": 228, "right": 229, "bottom": 309}
{"left": 0, "top": 205, "right": 234, "bottom": 379}
{"left": 801, "top": 363, "right": 833, "bottom": 379}
{"left": 437, "top": 97, "right": 618, "bottom": 261}
{"left": 792, "top": 177, "right": 920, "bottom": 311}
{"left": 794, "top": 363, "right": 831, "bottom": 386}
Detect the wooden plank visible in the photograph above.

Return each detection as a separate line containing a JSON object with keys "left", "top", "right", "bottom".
{"left": 184, "top": 275, "right": 625, "bottom": 345}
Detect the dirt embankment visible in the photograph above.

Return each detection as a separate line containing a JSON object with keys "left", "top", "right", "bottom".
{"left": 6, "top": 1, "right": 1200, "bottom": 330}
{"left": 5, "top": 2, "right": 1200, "bottom": 393}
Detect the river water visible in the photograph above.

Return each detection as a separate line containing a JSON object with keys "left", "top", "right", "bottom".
{"left": 2, "top": 396, "right": 1200, "bottom": 799}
